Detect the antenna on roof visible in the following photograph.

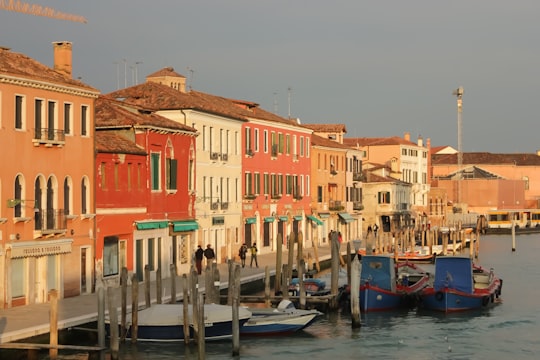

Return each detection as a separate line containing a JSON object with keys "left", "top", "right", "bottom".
{"left": 187, "top": 67, "right": 194, "bottom": 91}
{"left": 273, "top": 91, "right": 278, "bottom": 114}
{"left": 287, "top": 86, "right": 292, "bottom": 119}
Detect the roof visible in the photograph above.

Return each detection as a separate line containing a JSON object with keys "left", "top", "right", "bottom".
{"left": 343, "top": 136, "right": 418, "bottom": 147}
{"left": 432, "top": 152, "right": 540, "bottom": 166}
{"left": 95, "top": 131, "right": 147, "bottom": 155}
{"left": 302, "top": 123, "right": 347, "bottom": 133}
{"left": 146, "top": 66, "right": 186, "bottom": 79}
{"left": 0, "top": 46, "right": 97, "bottom": 92}
{"left": 95, "top": 96, "right": 197, "bottom": 133}
{"left": 107, "top": 69, "right": 304, "bottom": 128}
{"left": 311, "top": 134, "right": 351, "bottom": 149}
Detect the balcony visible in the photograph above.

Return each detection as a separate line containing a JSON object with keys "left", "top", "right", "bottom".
{"left": 329, "top": 200, "right": 344, "bottom": 212}
{"left": 34, "top": 209, "right": 67, "bottom": 234}
{"left": 244, "top": 194, "right": 256, "bottom": 200}
{"left": 353, "top": 201, "right": 364, "bottom": 210}
{"left": 270, "top": 193, "right": 282, "bottom": 200}
{"left": 211, "top": 202, "right": 219, "bottom": 210}
{"left": 353, "top": 173, "right": 364, "bottom": 181}
{"left": 221, "top": 153, "right": 229, "bottom": 162}
{"left": 33, "top": 128, "right": 65, "bottom": 146}
{"left": 271, "top": 144, "right": 278, "bottom": 157}
{"left": 220, "top": 202, "right": 229, "bottom": 210}
{"left": 210, "top": 152, "right": 220, "bottom": 161}
{"left": 246, "top": 149, "right": 254, "bottom": 157}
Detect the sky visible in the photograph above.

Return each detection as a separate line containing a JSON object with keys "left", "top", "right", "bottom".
{"left": 1, "top": 1, "right": 539, "bottom": 153}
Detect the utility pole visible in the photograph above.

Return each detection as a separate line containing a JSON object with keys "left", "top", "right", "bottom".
{"left": 287, "top": 87, "right": 292, "bottom": 119}
{"left": 453, "top": 86, "right": 464, "bottom": 207}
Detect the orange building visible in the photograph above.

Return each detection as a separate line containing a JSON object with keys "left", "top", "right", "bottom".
{"left": 0, "top": 43, "right": 99, "bottom": 307}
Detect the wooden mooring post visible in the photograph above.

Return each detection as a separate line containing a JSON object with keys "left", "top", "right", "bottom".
{"left": 120, "top": 267, "right": 128, "bottom": 341}
{"left": 131, "top": 273, "right": 139, "bottom": 343}
{"left": 107, "top": 287, "right": 119, "bottom": 360}
{"left": 232, "top": 264, "right": 241, "bottom": 356}
{"left": 350, "top": 254, "right": 361, "bottom": 328}
{"left": 49, "top": 289, "right": 58, "bottom": 360}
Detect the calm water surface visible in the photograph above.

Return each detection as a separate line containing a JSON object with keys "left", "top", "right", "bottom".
{"left": 114, "top": 234, "right": 539, "bottom": 359}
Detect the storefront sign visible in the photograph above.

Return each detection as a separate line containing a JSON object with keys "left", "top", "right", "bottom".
{"left": 9, "top": 239, "right": 73, "bottom": 258}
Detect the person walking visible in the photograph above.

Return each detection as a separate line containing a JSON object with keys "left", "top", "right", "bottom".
{"left": 238, "top": 243, "right": 248, "bottom": 268}
{"left": 204, "top": 244, "right": 215, "bottom": 269}
{"left": 250, "top": 242, "right": 258, "bottom": 268}
{"left": 195, "top": 245, "right": 204, "bottom": 274}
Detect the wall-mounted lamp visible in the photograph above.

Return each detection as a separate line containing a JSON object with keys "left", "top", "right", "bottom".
{"left": 16, "top": 233, "right": 20, "bottom": 240}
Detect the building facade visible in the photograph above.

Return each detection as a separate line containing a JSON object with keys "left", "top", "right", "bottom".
{"left": 0, "top": 43, "right": 99, "bottom": 307}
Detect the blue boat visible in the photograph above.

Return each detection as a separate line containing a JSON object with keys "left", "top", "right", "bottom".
{"left": 419, "top": 256, "right": 503, "bottom": 312}
{"left": 241, "top": 300, "right": 322, "bottom": 336}
{"left": 359, "top": 255, "right": 430, "bottom": 312}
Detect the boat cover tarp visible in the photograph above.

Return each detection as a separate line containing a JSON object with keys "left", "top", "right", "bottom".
{"left": 433, "top": 257, "right": 473, "bottom": 293}
{"left": 360, "top": 255, "right": 396, "bottom": 292}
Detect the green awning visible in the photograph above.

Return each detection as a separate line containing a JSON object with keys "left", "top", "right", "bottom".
{"left": 245, "top": 217, "right": 257, "bottom": 224}
{"left": 293, "top": 215, "right": 303, "bottom": 221}
{"left": 172, "top": 220, "right": 199, "bottom": 232}
{"left": 307, "top": 215, "right": 323, "bottom": 226}
{"left": 318, "top": 212, "right": 330, "bottom": 218}
{"left": 338, "top": 212, "right": 355, "bottom": 223}
{"left": 278, "top": 216, "right": 289, "bottom": 221}
{"left": 264, "top": 217, "right": 275, "bottom": 223}
{"left": 136, "top": 221, "right": 169, "bottom": 230}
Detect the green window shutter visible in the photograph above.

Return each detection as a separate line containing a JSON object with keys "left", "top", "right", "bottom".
{"left": 151, "top": 153, "right": 160, "bottom": 190}
{"left": 167, "top": 158, "right": 178, "bottom": 190}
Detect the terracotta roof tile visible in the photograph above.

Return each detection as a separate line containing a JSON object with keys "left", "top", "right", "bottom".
{"left": 146, "top": 67, "right": 186, "bottom": 79}
{"left": 303, "top": 123, "right": 347, "bottom": 133}
{"left": 432, "top": 152, "right": 540, "bottom": 166}
{"left": 106, "top": 77, "right": 305, "bottom": 128}
{"left": 0, "top": 47, "right": 97, "bottom": 91}
{"left": 343, "top": 136, "right": 417, "bottom": 147}
{"left": 95, "top": 131, "right": 147, "bottom": 155}
{"left": 311, "top": 134, "right": 351, "bottom": 149}
{"left": 95, "top": 96, "right": 197, "bottom": 133}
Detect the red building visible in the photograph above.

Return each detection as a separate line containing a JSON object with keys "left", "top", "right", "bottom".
{"left": 95, "top": 96, "right": 197, "bottom": 284}
{"left": 240, "top": 106, "right": 312, "bottom": 253}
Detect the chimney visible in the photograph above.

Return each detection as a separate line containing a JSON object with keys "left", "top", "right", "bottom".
{"left": 53, "top": 41, "right": 73, "bottom": 78}
{"left": 417, "top": 135, "right": 423, "bottom": 147}
{"left": 404, "top": 132, "right": 410, "bottom": 142}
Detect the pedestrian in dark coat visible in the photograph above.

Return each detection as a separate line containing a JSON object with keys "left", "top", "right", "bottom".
{"left": 204, "top": 244, "right": 215, "bottom": 269}
{"left": 195, "top": 245, "right": 204, "bottom": 274}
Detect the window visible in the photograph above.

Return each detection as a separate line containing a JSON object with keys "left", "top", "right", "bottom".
{"left": 47, "top": 101, "right": 56, "bottom": 140}
{"left": 64, "top": 103, "right": 72, "bottom": 135}
{"left": 35, "top": 99, "right": 43, "bottom": 139}
{"left": 63, "top": 177, "right": 71, "bottom": 216}
{"left": 300, "top": 137, "right": 304, "bottom": 156}
{"left": 254, "top": 172, "right": 260, "bottom": 195}
{"left": 166, "top": 158, "right": 178, "bottom": 190}
{"left": 103, "top": 236, "right": 119, "bottom": 277}
{"left": 81, "top": 177, "right": 89, "bottom": 214}
{"left": 263, "top": 130, "right": 268, "bottom": 153}
{"left": 245, "top": 172, "right": 253, "bottom": 195}
{"left": 100, "top": 162, "right": 107, "bottom": 190}
{"left": 14, "top": 175, "right": 23, "bottom": 217}
{"left": 378, "top": 191, "right": 391, "bottom": 204}
{"left": 263, "top": 173, "right": 269, "bottom": 195}
{"left": 114, "top": 163, "right": 119, "bottom": 190}
{"left": 278, "top": 133, "right": 284, "bottom": 154}
{"left": 81, "top": 105, "right": 88, "bottom": 136}
{"left": 317, "top": 186, "right": 323, "bottom": 202}
{"left": 305, "top": 138, "right": 310, "bottom": 158}
{"left": 151, "top": 153, "right": 161, "bottom": 191}
{"left": 245, "top": 127, "right": 252, "bottom": 151}
{"left": 286, "top": 134, "right": 290, "bottom": 154}
{"left": 127, "top": 163, "right": 132, "bottom": 191}
{"left": 254, "top": 129, "right": 259, "bottom": 152}
{"left": 15, "top": 95, "right": 24, "bottom": 129}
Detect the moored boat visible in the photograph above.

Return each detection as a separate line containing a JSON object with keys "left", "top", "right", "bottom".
{"left": 418, "top": 256, "right": 503, "bottom": 312}
{"left": 240, "top": 300, "right": 322, "bottom": 336}
{"left": 107, "top": 303, "right": 251, "bottom": 342}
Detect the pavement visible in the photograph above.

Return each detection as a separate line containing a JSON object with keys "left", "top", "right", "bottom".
{"left": 0, "top": 243, "right": 338, "bottom": 344}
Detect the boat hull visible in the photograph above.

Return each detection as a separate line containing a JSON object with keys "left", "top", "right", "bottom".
{"left": 420, "top": 287, "right": 499, "bottom": 312}
{"left": 240, "top": 313, "right": 319, "bottom": 335}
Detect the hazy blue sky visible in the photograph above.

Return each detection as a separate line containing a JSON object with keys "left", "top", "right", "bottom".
{"left": 2, "top": 1, "right": 539, "bottom": 153}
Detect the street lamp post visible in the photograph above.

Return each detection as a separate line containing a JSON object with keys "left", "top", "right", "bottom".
{"left": 453, "top": 86, "right": 464, "bottom": 206}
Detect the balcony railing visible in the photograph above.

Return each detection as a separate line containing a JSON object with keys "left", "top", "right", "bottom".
{"left": 34, "top": 209, "right": 67, "bottom": 233}
{"left": 353, "top": 173, "right": 364, "bottom": 181}
{"left": 33, "top": 128, "right": 65, "bottom": 145}
{"left": 220, "top": 202, "right": 229, "bottom": 210}
{"left": 353, "top": 201, "right": 364, "bottom": 210}
{"left": 329, "top": 200, "right": 344, "bottom": 211}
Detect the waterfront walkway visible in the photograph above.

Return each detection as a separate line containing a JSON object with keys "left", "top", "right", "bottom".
{"left": 0, "top": 244, "right": 338, "bottom": 344}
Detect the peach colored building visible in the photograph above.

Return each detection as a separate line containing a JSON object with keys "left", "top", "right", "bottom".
{"left": 310, "top": 134, "right": 360, "bottom": 243}
{"left": 431, "top": 152, "right": 540, "bottom": 213}
{"left": 0, "top": 43, "right": 99, "bottom": 308}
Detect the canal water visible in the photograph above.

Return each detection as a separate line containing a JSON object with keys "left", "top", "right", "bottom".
{"left": 9, "top": 234, "right": 539, "bottom": 359}
{"left": 106, "top": 233, "right": 539, "bottom": 359}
